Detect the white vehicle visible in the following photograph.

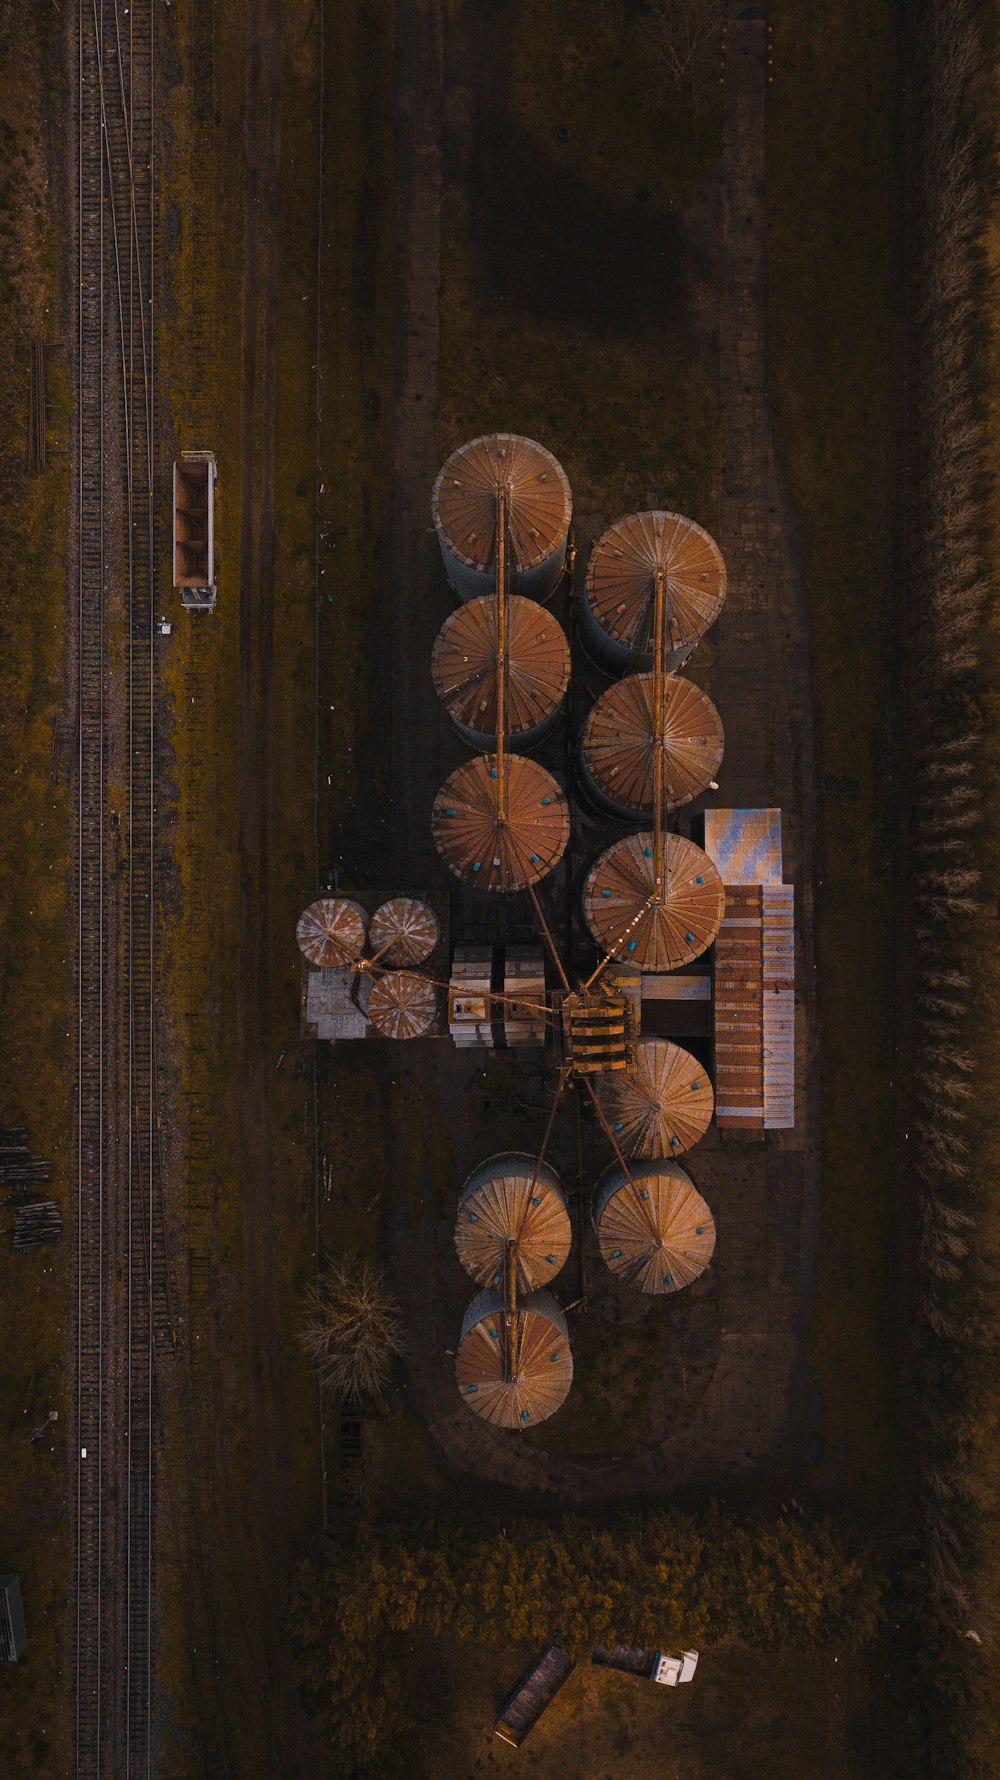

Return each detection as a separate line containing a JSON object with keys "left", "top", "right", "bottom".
{"left": 653, "top": 1649, "right": 699, "bottom": 1687}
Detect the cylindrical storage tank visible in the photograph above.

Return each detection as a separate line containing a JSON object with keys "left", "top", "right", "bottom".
{"left": 432, "top": 434, "right": 573, "bottom": 603}
{"left": 597, "top": 1040, "right": 714, "bottom": 1159}
{"left": 432, "top": 755, "right": 570, "bottom": 893}
{"left": 455, "top": 1286, "right": 573, "bottom": 1428}
{"left": 581, "top": 511, "right": 726, "bottom": 674}
{"left": 583, "top": 831, "right": 725, "bottom": 971}
{"left": 367, "top": 970, "right": 437, "bottom": 1040}
{"left": 296, "top": 897, "right": 368, "bottom": 967}
{"left": 369, "top": 897, "right": 440, "bottom": 966}
{"left": 593, "top": 1160, "right": 716, "bottom": 1294}
{"left": 431, "top": 594, "right": 571, "bottom": 750}
{"left": 455, "top": 1152, "right": 571, "bottom": 1292}
{"left": 579, "top": 673, "right": 724, "bottom": 820}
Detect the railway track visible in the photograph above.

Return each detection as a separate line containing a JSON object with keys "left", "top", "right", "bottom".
{"left": 75, "top": 2, "right": 170, "bottom": 1774}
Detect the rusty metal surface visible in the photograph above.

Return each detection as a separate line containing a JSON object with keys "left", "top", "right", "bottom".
{"left": 432, "top": 432, "right": 572, "bottom": 573}
{"left": 455, "top": 1287, "right": 573, "bottom": 1428}
{"left": 584, "top": 510, "right": 726, "bottom": 657}
{"left": 582, "top": 831, "right": 726, "bottom": 971}
{"left": 431, "top": 594, "right": 570, "bottom": 739}
{"left": 593, "top": 1161, "right": 716, "bottom": 1294}
{"left": 432, "top": 754, "right": 570, "bottom": 891}
{"left": 597, "top": 1038, "right": 714, "bottom": 1158}
{"left": 581, "top": 671, "right": 724, "bottom": 814}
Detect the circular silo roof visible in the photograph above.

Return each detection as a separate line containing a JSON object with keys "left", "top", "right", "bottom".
{"left": 432, "top": 755, "right": 570, "bottom": 892}
{"left": 585, "top": 511, "right": 726, "bottom": 658}
{"left": 367, "top": 970, "right": 437, "bottom": 1040}
{"left": 431, "top": 594, "right": 570, "bottom": 740}
{"left": 593, "top": 1160, "right": 716, "bottom": 1294}
{"left": 581, "top": 672, "right": 724, "bottom": 816}
{"left": 597, "top": 1040, "right": 714, "bottom": 1159}
{"left": 432, "top": 434, "right": 573, "bottom": 575}
{"left": 455, "top": 1286, "right": 573, "bottom": 1428}
{"left": 582, "top": 831, "right": 725, "bottom": 971}
{"left": 455, "top": 1152, "right": 571, "bottom": 1292}
{"left": 369, "top": 897, "right": 440, "bottom": 966}
{"left": 296, "top": 897, "right": 368, "bottom": 967}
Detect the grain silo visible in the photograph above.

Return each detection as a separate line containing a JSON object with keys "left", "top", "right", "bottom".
{"left": 296, "top": 897, "right": 368, "bottom": 967}
{"left": 432, "top": 434, "right": 573, "bottom": 603}
{"left": 580, "top": 511, "right": 726, "bottom": 673}
{"left": 432, "top": 754, "right": 570, "bottom": 892}
{"left": 597, "top": 1039, "right": 714, "bottom": 1159}
{"left": 369, "top": 897, "right": 440, "bottom": 966}
{"left": 366, "top": 970, "right": 437, "bottom": 1040}
{"left": 582, "top": 831, "right": 725, "bottom": 971}
{"left": 454, "top": 1153, "right": 571, "bottom": 1292}
{"left": 455, "top": 1286, "right": 573, "bottom": 1428}
{"left": 431, "top": 594, "right": 570, "bottom": 750}
{"left": 579, "top": 673, "right": 724, "bottom": 820}
{"left": 593, "top": 1160, "right": 715, "bottom": 1294}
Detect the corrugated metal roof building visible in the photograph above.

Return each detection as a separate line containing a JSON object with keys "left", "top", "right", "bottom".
{"left": 703, "top": 810, "right": 795, "bottom": 1132}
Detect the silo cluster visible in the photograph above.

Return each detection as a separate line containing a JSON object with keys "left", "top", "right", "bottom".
{"left": 430, "top": 434, "right": 573, "bottom": 894}
{"left": 296, "top": 894, "right": 443, "bottom": 1041}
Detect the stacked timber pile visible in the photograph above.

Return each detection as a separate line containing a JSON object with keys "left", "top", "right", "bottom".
{"left": 0, "top": 1129, "right": 60, "bottom": 1250}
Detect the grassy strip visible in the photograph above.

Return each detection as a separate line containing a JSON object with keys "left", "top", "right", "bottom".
{"left": 0, "top": 7, "right": 73, "bottom": 1775}
{"left": 766, "top": 1, "right": 900, "bottom": 1520}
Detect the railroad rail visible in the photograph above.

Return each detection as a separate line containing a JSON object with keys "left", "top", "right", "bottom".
{"left": 75, "top": 2, "right": 170, "bottom": 1774}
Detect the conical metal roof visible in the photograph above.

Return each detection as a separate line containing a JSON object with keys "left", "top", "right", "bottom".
{"left": 585, "top": 511, "right": 726, "bottom": 658}
{"left": 366, "top": 970, "right": 437, "bottom": 1040}
{"left": 597, "top": 1040, "right": 714, "bottom": 1158}
{"left": 432, "top": 755, "right": 570, "bottom": 892}
{"left": 593, "top": 1160, "right": 715, "bottom": 1294}
{"left": 432, "top": 434, "right": 572, "bottom": 574}
{"left": 455, "top": 1287, "right": 573, "bottom": 1428}
{"left": 296, "top": 898, "right": 368, "bottom": 967}
{"left": 369, "top": 897, "right": 440, "bottom": 966}
{"left": 581, "top": 673, "right": 724, "bottom": 815}
{"left": 582, "top": 831, "right": 725, "bottom": 971}
{"left": 455, "top": 1153, "right": 571, "bottom": 1292}
{"left": 431, "top": 594, "right": 570, "bottom": 740}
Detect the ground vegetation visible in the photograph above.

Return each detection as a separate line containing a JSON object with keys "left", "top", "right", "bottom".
{"left": 299, "top": 1253, "right": 407, "bottom": 1402}
{"left": 289, "top": 1505, "right": 883, "bottom": 1777}
{"left": 892, "top": 0, "right": 1000, "bottom": 1770}
{"left": 0, "top": 5, "right": 72, "bottom": 1775}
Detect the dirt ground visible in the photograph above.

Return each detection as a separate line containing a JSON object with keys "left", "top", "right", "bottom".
{"left": 0, "top": 0, "right": 909, "bottom": 1773}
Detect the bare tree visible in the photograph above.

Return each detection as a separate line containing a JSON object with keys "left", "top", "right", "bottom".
{"left": 639, "top": 0, "right": 722, "bottom": 110}
{"left": 299, "top": 1253, "right": 408, "bottom": 1404}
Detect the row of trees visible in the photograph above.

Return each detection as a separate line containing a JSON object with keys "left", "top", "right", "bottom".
{"left": 288, "top": 1506, "right": 882, "bottom": 1775}
{"left": 902, "top": 2, "right": 996, "bottom": 1768}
